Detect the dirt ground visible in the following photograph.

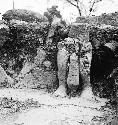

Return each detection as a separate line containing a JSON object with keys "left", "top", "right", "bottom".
{"left": 0, "top": 87, "right": 117, "bottom": 125}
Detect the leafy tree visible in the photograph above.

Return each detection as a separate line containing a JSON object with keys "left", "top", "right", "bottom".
{"left": 64, "top": 0, "right": 112, "bottom": 16}
{"left": 44, "top": 6, "right": 69, "bottom": 50}
{"left": 44, "top": 6, "right": 62, "bottom": 24}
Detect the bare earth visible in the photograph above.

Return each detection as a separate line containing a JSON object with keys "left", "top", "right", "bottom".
{"left": 0, "top": 87, "right": 117, "bottom": 125}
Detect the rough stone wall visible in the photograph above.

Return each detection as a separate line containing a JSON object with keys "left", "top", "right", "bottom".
{"left": 14, "top": 47, "right": 57, "bottom": 91}
{"left": 0, "top": 20, "right": 91, "bottom": 92}
{"left": 0, "top": 65, "right": 14, "bottom": 87}
{"left": 13, "top": 16, "right": 63, "bottom": 90}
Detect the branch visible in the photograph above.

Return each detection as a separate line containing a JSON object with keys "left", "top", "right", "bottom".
{"left": 78, "top": 0, "right": 87, "bottom": 16}
{"left": 66, "top": 0, "right": 77, "bottom": 7}
{"left": 90, "top": 0, "right": 96, "bottom": 12}
{"left": 89, "top": 0, "right": 102, "bottom": 16}
{"left": 76, "top": 0, "right": 82, "bottom": 16}
{"left": 67, "top": 0, "right": 82, "bottom": 16}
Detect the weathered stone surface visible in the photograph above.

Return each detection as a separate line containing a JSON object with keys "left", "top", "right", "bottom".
{"left": 34, "top": 47, "right": 46, "bottom": 66}
{"left": 43, "top": 61, "right": 52, "bottom": 68}
{"left": 0, "top": 65, "right": 14, "bottom": 86}
{"left": 14, "top": 44, "right": 58, "bottom": 90}
{"left": 32, "top": 68, "right": 57, "bottom": 86}
{"left": 16, "top": 47, "right": 46, "bottom": 81}
{"left": 57, "top": 47, "right": 69, "bottom": 86}
{"left": 14, "top": 67, "right": 57, "bottom": 90}
{"left": 14, "top": 73, "right": 39, "bottom": 89}
{"left": 67, "top": 53, "right": 79, "bottom": 86}
{"left": 15, "top": 62, "right": 35, "bottom": 82}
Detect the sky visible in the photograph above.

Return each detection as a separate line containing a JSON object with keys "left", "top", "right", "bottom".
{"left": 0, "top": 0, "right": 118, "bottom": 22}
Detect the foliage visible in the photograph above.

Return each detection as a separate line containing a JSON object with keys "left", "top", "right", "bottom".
{"left": 0, "top": 7, "right": 69, "bottom": 77}
{"left": 44, "top": 6, "right": 62, "bottom": 24}
{"left": 44, "top": 5, "right": 69, "bottom": 54}
{"left": 0, "top": 20, "right": 50, "bottom": 74}
{"left": 3, "top": 23, "right": 47, "bottom": 56}
{"left": 0, "top": 28, "right": 9, "bottom": 47}
{"left": 76, "top": 12, "right": 118, "bottom": 27}
{"left": 97, "top": 12, "right": 118, "bottom": 27}
{"left": 89, "top": 26, "right": 118, "bottom": 46}
{"left": 2, "top": 9, "right": 48, "bottom": 23}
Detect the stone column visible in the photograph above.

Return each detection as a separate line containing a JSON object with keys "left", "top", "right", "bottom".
{"left": 67, "top": 53, "right": 79, "bottom": 87}
{"left": 57, "top": 44, "right": 69, "bottom": 87}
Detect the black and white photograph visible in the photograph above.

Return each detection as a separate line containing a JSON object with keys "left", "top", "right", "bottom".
{"left": 0, "top": 0, "right": 117, "bottom": 124}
